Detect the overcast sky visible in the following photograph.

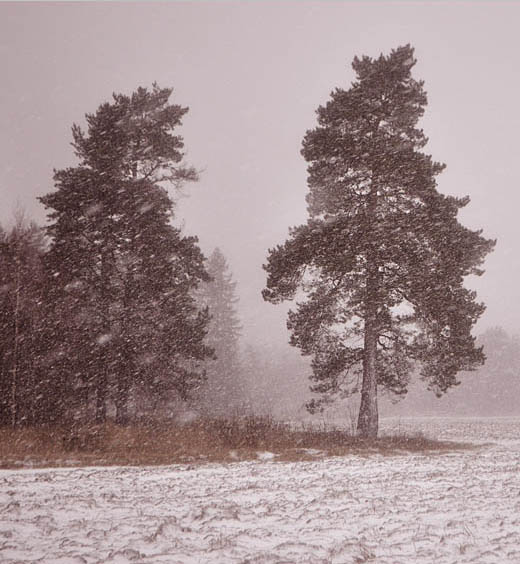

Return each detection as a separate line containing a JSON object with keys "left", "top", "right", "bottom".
{"left": 1, "top": 1, "right": 519, "bottom": 347}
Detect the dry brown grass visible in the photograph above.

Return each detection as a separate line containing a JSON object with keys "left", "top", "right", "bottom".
{"left": 0, "top": 416, "right": 471, "bottom": 469}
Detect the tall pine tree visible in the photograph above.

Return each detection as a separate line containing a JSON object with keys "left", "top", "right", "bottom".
{"left": 197, "top": 248, "right": 242, "bottom": 415}
{"left": 263, "top": 45, "right": 495, "bottom": 437}
{"left": 40, "top": 84, "right": 212, "bottom": 423}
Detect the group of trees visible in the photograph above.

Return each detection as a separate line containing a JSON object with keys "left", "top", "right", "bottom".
{"left": 0, "top": 85, "right": 242, "bottom": 426}
{"left": 0, "top": 217, "right": 48, "bottom": 426}
{"left": 1, "top": 46, "right": 495, "bottom": 436}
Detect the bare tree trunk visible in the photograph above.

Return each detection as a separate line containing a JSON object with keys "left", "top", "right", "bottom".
{"left": 114, "top": 278, "right": 133, "bottom": 425}
{"left": 95, "top": 249, "right": 110, "bottom": 424}
{"left": 10, "top": 258, "right": 21, "bottom": 428}
{"left": 95, "top": 369, "right": 107, "bottom": 423}
{"left": 114, "top": 379, "right": 129, "bottom": 425}
{"left": 115, "top": 342, "right": 130, "bottom": 425}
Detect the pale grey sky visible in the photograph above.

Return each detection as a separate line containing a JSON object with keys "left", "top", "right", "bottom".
{"left": 1, "top": 1, "right": 518, "bottom": 346}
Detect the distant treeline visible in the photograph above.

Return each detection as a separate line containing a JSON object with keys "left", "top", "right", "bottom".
{"left": 380, "top": 327, "right": 520, "bottom": 417}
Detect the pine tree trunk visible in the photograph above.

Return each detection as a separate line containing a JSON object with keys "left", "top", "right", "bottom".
{"left": 357, "top": 185, "right": 379, "bottom": 438}
{"left": 357, "top": 307, "right": 379, "bottom": 438}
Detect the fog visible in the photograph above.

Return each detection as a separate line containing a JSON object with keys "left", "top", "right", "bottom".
{"left": 1, "top": 2, "right": 519, "bottom": 417}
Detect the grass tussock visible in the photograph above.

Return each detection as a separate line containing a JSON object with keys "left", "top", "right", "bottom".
{"left": 0, "top": 416, "right": 471, "bottom": 469}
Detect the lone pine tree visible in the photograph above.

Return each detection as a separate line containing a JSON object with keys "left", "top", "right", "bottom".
{"left": 40, "top": 84, "right": 212, "bottom": 423}
{"left": 263, "top": 45, "right": 495, "bottom": 437}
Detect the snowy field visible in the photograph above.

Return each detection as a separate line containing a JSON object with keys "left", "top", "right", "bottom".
{"left": 1, "top": 417, "right": 520, "bottom": 563}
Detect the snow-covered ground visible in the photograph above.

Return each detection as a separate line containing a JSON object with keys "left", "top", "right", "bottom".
{"left": 1, "top": 418, "right": 520, "bottom": 563}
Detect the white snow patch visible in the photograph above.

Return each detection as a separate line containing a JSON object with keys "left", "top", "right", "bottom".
{"left": 96, "top": 333, "right": 112, "bottom": 345}
{"left": 256, "top": 451, "right": 275, "bottom": 460}
{"left": 298, "top": 448, "right": 324, "bottom": 456}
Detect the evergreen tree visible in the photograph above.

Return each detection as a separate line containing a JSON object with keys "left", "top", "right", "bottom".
{"left": 40, "top": 84, "right": 212, "bottom": 423}
{"left": 263, "top": 45, "right": 495, "bottom": 437}
{"left": 197, "top": 248, "right": 242, "bottom": 415}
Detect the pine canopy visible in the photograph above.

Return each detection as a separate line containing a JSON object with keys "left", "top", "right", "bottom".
{"left": 40, "top": 85, "right": 211, "bottom": 422}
